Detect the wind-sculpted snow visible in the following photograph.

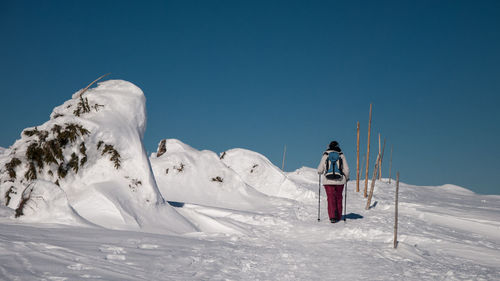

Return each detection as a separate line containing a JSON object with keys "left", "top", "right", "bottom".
{"left": 150, "top": 139, "right": 274, "bottom": 211}
{"left": 221, "top": 148, "right": 316, "bottom": 201}
{"left": 0, "top": 80, "right": 194, "bottom": 233}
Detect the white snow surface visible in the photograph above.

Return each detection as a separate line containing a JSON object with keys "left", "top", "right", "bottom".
{"left": 150, "top": 139, "right": 276, "bottom": 211}
{"left": 221, "top": 148, "right": 316, "bottom": 201}
{"left": 1, "top": 176, "right": 499, "bottom": 280}
{"left": 1, "top": 80, "right": 499, "bottom": 280}
{"left": 0, "top": 80, "right": 194, "bottom": 234}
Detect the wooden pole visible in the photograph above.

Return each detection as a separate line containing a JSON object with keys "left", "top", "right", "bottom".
{"left": 356, "top": 122, "right": 360, "bottom": 193}
{"left": 364, "top": 103, "right": 372, "bottom": 198}
{"left": 360, "top": 155, "right": 365, "bottom": 183}
{"left": 366, "top": 153, "right": 380, "bottom": 210}
{"left": 379, "top": 138, "right": 386, "bottom": 180}
{"left": 281, "top": 145, "right": 287, "bottom": 171}
{"left": 394, "top": 172, "right": 400, "bottom": 249}
{"left": 389, "top": 145, "right": 393, "bottom": 184}
{"left": 378, "top": 133, "right": 381, "bottom": 180}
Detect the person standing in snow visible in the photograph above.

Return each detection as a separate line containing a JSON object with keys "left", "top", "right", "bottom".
{"left": 317, "top": 141, "right": 350, "bottom": 223}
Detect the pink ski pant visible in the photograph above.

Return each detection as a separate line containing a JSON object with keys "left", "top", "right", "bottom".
{"left": 324, "top": 184, "right": 344, "bottom": 220}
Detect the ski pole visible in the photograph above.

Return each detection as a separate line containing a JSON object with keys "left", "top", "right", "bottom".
{"left": 318, "top": 174, "right": 321, "bottom": 221}
{"left": 344, "top": 178, "right": 348, "bottom": 222}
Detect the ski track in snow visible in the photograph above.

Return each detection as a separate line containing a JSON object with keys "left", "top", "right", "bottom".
{"left": 1, "top": 179, "right": 499, "bottom": 280}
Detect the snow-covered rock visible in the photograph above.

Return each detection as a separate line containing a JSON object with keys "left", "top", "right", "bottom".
{"left": 0, "top": 80, "right": 194, "bottom": 233}
{"left": 150, "top": 139, "right": 272, "bottom": 211}
{"left": 221, "top": 149, "right": 316, "bottom": 201}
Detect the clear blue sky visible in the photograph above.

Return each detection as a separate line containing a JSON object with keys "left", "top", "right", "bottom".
{"left": 1, "top": 1, "right": 499, "bottom": 194}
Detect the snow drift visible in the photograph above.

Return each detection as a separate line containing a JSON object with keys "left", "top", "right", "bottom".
{"left": 221, "top": 149, "right": 316, "bottom": 201}
{"left": 150, "top": 139, "right": 274, "bottom": 211}
{"left": 0, "top": 80, "right": 194, "bottom": 233}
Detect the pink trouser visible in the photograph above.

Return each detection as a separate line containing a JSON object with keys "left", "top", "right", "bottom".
{"left": 324, "top": 184, "right": 344, "bottom": 220}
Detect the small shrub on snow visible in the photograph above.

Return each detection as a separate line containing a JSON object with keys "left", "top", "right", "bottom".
{"left": 96, "top": 141, "right": 122, "bottom": 169}
{"left": 211, "top": 176, "right": 223, "bottom": 183}
{"left": 79, "top": 142, "right": 87, "bottom": 166}
{"left": 174, "top": 163, "right": 185, "bottom": 172}
{"left": 25, "top": 162, "right": 37, "bottom": 181}
{"left": 250, "top": 164, "right": 259, "bottom": 173}
{"left": 4, "top": 186, "right": 16, "bottom": 206}
{"left": 101, "top": 144, "right": 121, "bottom": 169}
{"left": 67, "top": 153, "right": 79, "bottom": 173}
{"left": 128, "top": 178, "right": 142, "bottom": 192}
{"left": 73, "top": 95, "right": 104, "bottom": 117}
{"left": 14, "top": 185, "right": 34, "bottom": 218}
{"left": 5, "top": 158, "right": 21, "bottom": 179}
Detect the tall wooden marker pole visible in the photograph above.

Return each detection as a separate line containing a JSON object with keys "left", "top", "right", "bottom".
{"left": 281, "top": 145, "right": 287, "bottom": 171}
{"left": 356, "top": 122, "right": 360, "bottom": 193}
{"left": 364, "top": 104, "right": 372, "bottom": 198}
{"left": 394, "top": 172, "right": 400, "bottom": 249}
{"left": 366, "top": 154, "right": 380, "bottom": 210}
{"left": 379, "top": 137, "right": 386, "bottom": 180}
{"left": 378, "top": 134, "right": 382, "bottom": 180}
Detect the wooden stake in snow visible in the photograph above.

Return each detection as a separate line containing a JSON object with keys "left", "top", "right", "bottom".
{"left": 356, "top": 121, "right": 360, "bottom": 193}
{"left": 394, "top": 172, "right": 400, "bottom": 249}
{"left": 281, "top": 145, "right": 287, "bottom": 171}
{"left": 364, "top": 103, "right": 372, "bottom": 198}
{"left": 379, "top": 137, "right": 386, "bottom": 180}
{"left": 366, "top": 154, "right": 380, "bottom": 210}
{"left": 389, "top": 145, "right": 393, "bottom": 184}
{"left": 378, "top": 134, "right": 382, "bottom": 180}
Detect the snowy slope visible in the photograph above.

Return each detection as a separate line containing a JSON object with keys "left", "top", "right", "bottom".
{"left": 0, "top": 175, "right": 498, "bottom": 280}
{"left": 221, "top": 148, "right": 316, "bottom": 201}
{"left": 0, "top": 80, "right": 194, "bottom": 233}
{"left": 150, "top": 139, "right": 275, "bottom": 211}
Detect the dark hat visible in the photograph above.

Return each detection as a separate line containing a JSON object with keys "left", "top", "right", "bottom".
{"left": 329, "top": 141, "right": 340, "bottom": 151}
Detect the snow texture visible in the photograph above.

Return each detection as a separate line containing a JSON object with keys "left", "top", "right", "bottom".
{"left": 0, "top": 80, "right": 194, "bottom": 234}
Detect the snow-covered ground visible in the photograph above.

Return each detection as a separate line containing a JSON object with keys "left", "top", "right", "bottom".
{"left": 1, "top": 80, "right": 499, "bottom": 280}
{"left": 1, "top": 175, "right": 499, "bottom": 280}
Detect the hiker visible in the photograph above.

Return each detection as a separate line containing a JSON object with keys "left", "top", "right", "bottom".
{"left": 317, "top": 141, "right": 350, "bottom": 223}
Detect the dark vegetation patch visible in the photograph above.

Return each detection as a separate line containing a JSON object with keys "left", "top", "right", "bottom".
{"left": 211, "top": 176, "right": 223, "bottom": 183}
{"left": 5, "top": 158, "right": 21, "bottom": 179}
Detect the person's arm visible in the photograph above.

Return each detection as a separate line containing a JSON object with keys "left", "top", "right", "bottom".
{"left": 317, "top": 154, "right": 327, "bottom": 175}
{"left": 341, "top": 154, "right": 350, "bottom": 180}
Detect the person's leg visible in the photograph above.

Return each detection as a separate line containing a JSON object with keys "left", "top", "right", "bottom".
{"left": 333, "top": 184, "right": 344, "bottom": 221}
{"left": 324, "top": 185, "right": 335, "bottom": 220}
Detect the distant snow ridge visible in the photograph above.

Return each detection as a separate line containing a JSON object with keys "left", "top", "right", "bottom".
{"left": 221, "top": 149, "right": 316, "bottom": 201}
{"left": 0, "top": 80, "right": 194, "bottom": 233}
{"left": 150, "top": 139, "right": 272, "bottom": 210}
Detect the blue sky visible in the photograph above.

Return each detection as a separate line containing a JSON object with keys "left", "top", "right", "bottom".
{"left": 1, "top": 1, "right": 499, "bottom": 194}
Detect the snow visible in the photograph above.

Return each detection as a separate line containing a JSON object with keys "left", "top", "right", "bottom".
{"left": 1, "top": 177, "right": 499, "bottom": 280}
{"left": 1, "top": 80, "right": 499, "bottom": 280}
{"left": 221, "top": 148, "right": 316, "bottom": 201}
{"left": 0, "top": 80, "right": 194, "bottom": 234}
{"left": 150, "top": 139, "right": 276, "bottom": 211}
